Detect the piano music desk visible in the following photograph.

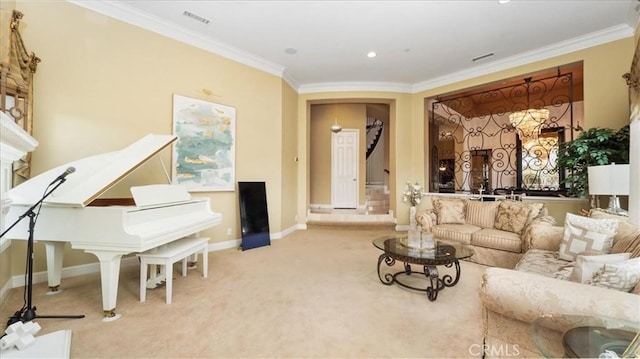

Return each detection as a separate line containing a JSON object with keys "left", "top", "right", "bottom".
{"left": 137, "top": 237, "right": 209, "bottom": 304}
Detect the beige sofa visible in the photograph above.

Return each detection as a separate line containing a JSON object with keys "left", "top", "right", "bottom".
{"left": 415, "top": 197, "right": 556, "bottom": 268}
{"left": 480, "top": 209, "right": 640, "bottom": 358}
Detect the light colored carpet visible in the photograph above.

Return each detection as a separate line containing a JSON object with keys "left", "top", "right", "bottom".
{"left": 0, "top": 228, "right": 488, "bottom": 358}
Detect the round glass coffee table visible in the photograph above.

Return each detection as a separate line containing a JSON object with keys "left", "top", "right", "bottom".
{"left": 372, "top": 235, "right": 473, "bottom": 301}
{"left": 530, "top": 314, "right": 640, "bottom": 358}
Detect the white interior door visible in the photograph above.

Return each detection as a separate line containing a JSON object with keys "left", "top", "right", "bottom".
{"left": 332, "top": 129, "right": 359, "bottom": 208}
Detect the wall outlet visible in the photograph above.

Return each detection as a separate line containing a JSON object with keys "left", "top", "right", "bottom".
{"left": 226, "top": 227, "right": 232, "bottom": 235}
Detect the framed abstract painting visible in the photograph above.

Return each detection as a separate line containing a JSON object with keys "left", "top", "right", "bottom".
{"left": 172, "top": 94, "right": 236, "bottom": 192}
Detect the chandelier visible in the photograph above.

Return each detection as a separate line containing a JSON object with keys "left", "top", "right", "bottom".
{"left": 509, "top": 108, "right": 549, "bottom": 140}
{"left": 509, "top": 77, "right": 549, "bottom": 140}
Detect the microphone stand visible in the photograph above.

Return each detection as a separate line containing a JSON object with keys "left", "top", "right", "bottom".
{"left": 1, "top": 177, "right": 85, "bottom": 326}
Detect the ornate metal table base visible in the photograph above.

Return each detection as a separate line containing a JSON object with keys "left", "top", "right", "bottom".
{"left": 376, "top": 254, "right": 462, "bottom": 301}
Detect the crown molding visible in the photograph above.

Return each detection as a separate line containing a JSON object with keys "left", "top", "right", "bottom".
{"left": 282, "top": 70, "right": 299, "bottom": 91}
{"left": 298, "top": 82, "right": 412, "bottom": 94}
{"left": 411, "top": 24, "right": 634, "bottom": 94}
{"left": 67, "top": 1, "right": 635, "bottom": 96}
{"left": 300, "top": 24, "right": 634, "bottom": 95}
{"left": 67, "top": 0, "right": 286, "bottom": 78}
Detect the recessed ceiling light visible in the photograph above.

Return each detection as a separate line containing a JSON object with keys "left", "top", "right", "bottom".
{"left": 367, "top": 51, "right": 377, "bottom": 58}
{"left": 497, "top": 0, "right": 511, "bottom": 4}
{"left": 285, "top": 48, "right": 297, "bottom": 55}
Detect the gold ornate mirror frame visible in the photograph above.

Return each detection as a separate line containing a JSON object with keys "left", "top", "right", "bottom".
{"left": 0, "top": 9, "right": 40, "bottom": 182}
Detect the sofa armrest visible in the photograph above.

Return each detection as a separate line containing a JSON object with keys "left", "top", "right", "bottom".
{"left": 415, "top": 209, "right": 437, "bottom": 231}
{"left": 481, "top": 267, "right": 640, "bottom": 327}
{"left": 524, "top": 221, "right": 564, "bottom": 251}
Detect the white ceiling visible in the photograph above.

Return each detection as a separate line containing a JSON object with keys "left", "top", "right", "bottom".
{"left": 72, "top": 0, "right": 639, "bottom": 93}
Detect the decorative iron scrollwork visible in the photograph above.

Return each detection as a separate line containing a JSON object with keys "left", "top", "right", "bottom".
{"left": 430, "top": 70, "right": 577, "bottom": 195}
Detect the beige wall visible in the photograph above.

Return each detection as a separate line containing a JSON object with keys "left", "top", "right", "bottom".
{"left": 280, "top": 80, "right": 299, "bottom": 229}
{"left": 8, "top": 1, "right": 289, "bottom": 276}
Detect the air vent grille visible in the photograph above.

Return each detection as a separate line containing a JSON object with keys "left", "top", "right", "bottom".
{"left": 183, "top": 10, "right": 210, "bottom": 24}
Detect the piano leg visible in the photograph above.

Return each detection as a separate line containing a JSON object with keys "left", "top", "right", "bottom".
{"left": 42, "top": 241, "right": 65, "bottom": 294}
{"left": 85, "top": 250, "right": 126, "bottom": 322}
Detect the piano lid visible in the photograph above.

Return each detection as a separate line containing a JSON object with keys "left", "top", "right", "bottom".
{"left": 8, "top": 134, "right": 177, "bottom": 207}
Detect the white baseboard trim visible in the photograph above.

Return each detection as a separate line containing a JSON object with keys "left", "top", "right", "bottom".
{"left": 0, "top": 277, "right": 13, "bottom": 305}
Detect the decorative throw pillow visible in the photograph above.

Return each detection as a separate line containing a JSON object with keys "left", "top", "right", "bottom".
{"left": 590, "top": 210, "right": 640, "bottom": 257}
{"left": 558, "top": 213, "right": 618, "bottom": 261}
{"left": 466, "top": 201, "right": 499, "bottom": 228}
{"left": 524, "top": 202, "right": 545, "bottom": 225}
{"left": 494, "top": 200, "right": 532, "bottom": 234}
{"left": 432, "top": 198, "right": 466, "bottom": 225}
{"left": 569, "top": 252, "right": 631, "bottom": 283}
{"left": 553, "top": 261, "right": 575, "bottom": 281}
{"left": 587, "top": 257, "right": 640, "bottom": 292}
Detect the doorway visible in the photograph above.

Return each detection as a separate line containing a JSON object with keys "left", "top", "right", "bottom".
{"left": 332, "top": 129, "right": 359, "bottom": 208}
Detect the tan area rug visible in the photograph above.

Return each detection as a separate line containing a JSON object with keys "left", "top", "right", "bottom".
{"left": 1, "top": 228, "right": 487, "bottom": 358}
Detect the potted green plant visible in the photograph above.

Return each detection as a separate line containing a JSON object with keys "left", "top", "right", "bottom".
{"left": 557, "top": 125, "right": 630, "bottom": 197}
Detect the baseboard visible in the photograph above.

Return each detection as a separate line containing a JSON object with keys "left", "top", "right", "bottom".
{"left": 0, "top": 278, "right": 13, "bottom": 306}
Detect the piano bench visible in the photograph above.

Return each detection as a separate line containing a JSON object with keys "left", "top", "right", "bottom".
{"left": 137, "top": 237, "right": 209, "bottom": 304}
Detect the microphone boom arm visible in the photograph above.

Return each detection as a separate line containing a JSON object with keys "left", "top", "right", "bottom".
{"left": 0, "top": 178, "right": 68, "bottom": 239}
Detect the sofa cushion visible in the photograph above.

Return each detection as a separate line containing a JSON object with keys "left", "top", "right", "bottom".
{"left": 494, "top": 201, "right": 532, "bottom": 234}
{"left": 589, "top": 209, "right": 640, "bottom": 258}
{"left": 587, "top": 257, "right": 640, "bottom": 292}
{"left": 433, "top": 198, "right": 467, "bottom": 224}
{"left": 524, "top": 202, "right": 545, "bottom": 226}
{"left": 558, "top": 213, "right": 618, "bottom": 261}
{"left": 570, "top": 253, "right": 632, "bottom": 283}
{"left": 514, "top": 249, "right": 572, "bottom": 279}
{"left": 432, "top": 223, "right": 479, "bottom": 245}
{"left": 471, "top": 228, "right": 522, "bottom": 253}
{"left": 466, "top": 201, "right": 499, "bottom": 229}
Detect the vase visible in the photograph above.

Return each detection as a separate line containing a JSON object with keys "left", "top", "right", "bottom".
{"left": 409, "top": 206, "right": 417, "bottom": 230}
{"left": 421, "top": 231, "right": 436, "bottom": 249}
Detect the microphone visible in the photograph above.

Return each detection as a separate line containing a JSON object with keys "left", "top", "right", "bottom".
{"left": 49, "top": 167, "right": 75, "bottom": 185}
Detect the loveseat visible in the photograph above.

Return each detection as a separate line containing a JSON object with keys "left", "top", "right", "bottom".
{"left": 480, "top": 209, "right": 640, "bottom": 358}
{"left": 415, "top": 197, "right": 556, "bottom": 268}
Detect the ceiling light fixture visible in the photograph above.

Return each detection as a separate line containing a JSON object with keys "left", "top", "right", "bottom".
{"left": 367, "top": 51, "right": 377, "bottom": 58}
{"left": 508, "top": 77, "right": 549, "bottom": 140}
{"left": 330, "top": 103, "right": 342, "bottom": 133}
{"left": 497, "top": 0, "right": 511, "bottom": 4}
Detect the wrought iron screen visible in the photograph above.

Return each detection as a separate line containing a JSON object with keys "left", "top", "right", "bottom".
{"left": 429, "top": 72, "right": 577, "bottom": 195}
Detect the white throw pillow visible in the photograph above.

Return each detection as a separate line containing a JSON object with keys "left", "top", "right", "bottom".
{"left": 570, "top": 253, "right": 631, "bottom": 283}
{"left": 587, "top": 257, "right": 640, "bottom": 292}
{"left": 558, "top": 213, "right": 618, "bottom": 261}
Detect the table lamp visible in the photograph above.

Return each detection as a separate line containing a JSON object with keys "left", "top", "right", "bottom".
{"left": 587, "top": 163, "right": 630, "bottom": 214}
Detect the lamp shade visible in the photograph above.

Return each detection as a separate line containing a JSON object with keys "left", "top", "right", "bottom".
{"left": 587, "top": 164, "right": 630, "bottom": 195}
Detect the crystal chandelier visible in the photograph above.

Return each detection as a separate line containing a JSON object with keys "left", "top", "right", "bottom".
{"left": 509, "top": 108, "right": 550, "bottom": 140}
{"left": 509, "top": 77, "right": 549, "bottom": 140}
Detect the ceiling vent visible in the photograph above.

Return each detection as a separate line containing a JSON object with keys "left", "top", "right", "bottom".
{"left": 472, "top": 53, "right": 494, "bottom": 62}
{"left": 183, "top": 10, "right": 210, "bottom": 24}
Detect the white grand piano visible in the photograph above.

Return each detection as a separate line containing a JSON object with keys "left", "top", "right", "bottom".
{"left": 2, "top": 134, "right": 222, "bottom": 320}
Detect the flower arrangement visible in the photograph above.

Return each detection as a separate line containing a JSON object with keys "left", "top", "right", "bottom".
{"left": 402, "top": 181, "right": 425, "bottom": 206}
